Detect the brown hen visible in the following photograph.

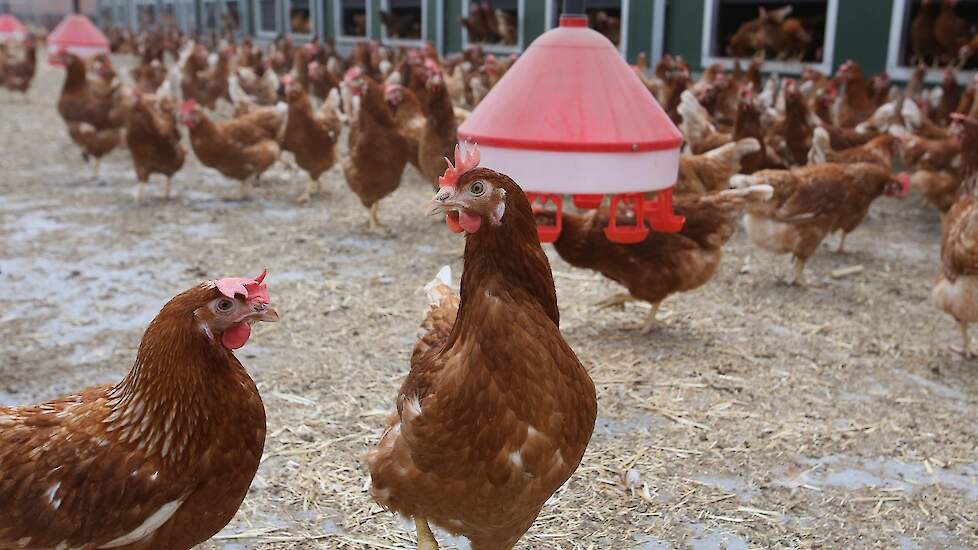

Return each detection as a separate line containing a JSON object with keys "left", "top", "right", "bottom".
{"left": 0, "top": 272, "right": 278, "bottom": 549}
{"left": 342, "top": 74, "right": 412, "bottom": 229}
{"left": 537, "top": 184, "right": 774, "bottom": 332}
{"left": 367, "top": 148, "right": 597, "bottom": 550}
{"left": 733, "top": 163, "right": 909, "bottom": 283}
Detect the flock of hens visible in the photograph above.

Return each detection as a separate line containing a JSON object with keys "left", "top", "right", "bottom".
{"left": 0, "top": 3, "right": 977, "bottom": 549}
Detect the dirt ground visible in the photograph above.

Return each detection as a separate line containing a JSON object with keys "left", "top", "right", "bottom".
{"left": 1, "top": 54, "right": 977, "bottom": 550}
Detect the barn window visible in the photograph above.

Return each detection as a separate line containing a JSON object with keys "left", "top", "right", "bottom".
{"left": 547, "top": 0, "right": 627, "bottom": 54}
{"left": 886, "top": 0, "right": 978, "bottom": 83}
{"left": 380, "top": 0, "right": 425, "bottom": 44}
{"left": 255, "top": 0, "right": 278, "bottom": 34}
{"left": 337, "top": 0, "right": 370, "bottom": 39}
{"left": 135, "top": 1, "right": 157, "bottom": 30}
{"left": 204, "top": 0, "right": 218, "bottom": 30}
{"left": 462, "top": 0, "right": 523, "bottom": 53}
{"left": 116, "top": 3, "right": 129, "bottom": 28}
{"left": 701, "top": 0, "right": 839, "bottom": 74}
{"left": 224, "top": 1, "right": 242, "bottom": 34}
{"left": 288, "top": 0, "right": 314, "bottom": 36}
{"left": 160, "top": 3, "right": 175, "bottom": 27}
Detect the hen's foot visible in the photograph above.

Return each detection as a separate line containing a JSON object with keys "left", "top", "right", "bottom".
{"left": 367, "top": 203, "right": 382, "bottom": 230}
{"left": 834, "top": 233, "right": 847, "bottom": 254}
{"left": 296, "top": 178, "right": 321, "bottom": 204}
{"left": 789, "top": 258, "right": 808, "bottom": 287}
{"left": 595, "top": 293, "right": 635, "bottom": 310}
{"left": 625, "top": 302, "right": 663, "bottom": 333}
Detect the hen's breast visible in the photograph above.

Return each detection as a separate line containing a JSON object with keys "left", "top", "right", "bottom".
{"left": 369, "top": 301, "right": 596, "bottom": 544}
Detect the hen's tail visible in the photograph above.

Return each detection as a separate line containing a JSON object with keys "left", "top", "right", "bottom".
{"left": 697, "top": 184, "right": 774, "bottom": 211}
{"left": 807, "top": 126, "right": 831, "bottom": 165}
{"left": 412, "top": 266, "right": 460, "bottom": 362}
{"left": 704, "top": 137, "right": 761, "bottom": 164}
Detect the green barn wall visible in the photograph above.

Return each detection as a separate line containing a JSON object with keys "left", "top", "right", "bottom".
{"left": 626, "top": 0, "right": 654, "bottom": 64}
{"left": 245, "top": 0, "right": 898, "bottom": 78}
{"left": 445, "top": 0, "right": 461, "bottom": 52}
{"left": 524, "top": 1, "right": 547, "bottom": 47}
{"left": 833, "top": 0, "right": 892, "bottom": 75}
{"left": 665, "top": 0, "right": 705, "bottom": 70}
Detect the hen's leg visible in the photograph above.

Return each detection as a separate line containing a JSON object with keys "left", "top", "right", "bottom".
{"left": 790, "top": 256, "right": 808, "bottom": 286}
{"left": 93, "top": 158, "right": 102, "bottom": 181}
{"left": 595, "top": 293, "right": 635, "bottom": 309}
{"left": 135, "top": 180, "right": 146, "bottom": 203}
{"left": 835, "top": 232, "right": 847, "bottom": 254}
{"left": 368, "top": 203, "right": 381, "bottom": 229}
{"left": 415, "top": 517, "right": 440, "bottom": 550}
{"left": 240, "top": 175, "right": 255, "bottom": 200}
{"left": 164, "top": 176, "right": 173, "bottom": 200}
{"left": 960, "top": 322, "right": 973, "bottom": 359}
{"left": 297, "top": 176, "right": 318, "bottom": 204}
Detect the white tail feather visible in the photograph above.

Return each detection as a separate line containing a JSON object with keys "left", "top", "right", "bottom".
{"left": 722, "top": 183, "right": 775, "bottom": 201}
{"left": 729, "top": 174, "right": 756, "bottom": 189}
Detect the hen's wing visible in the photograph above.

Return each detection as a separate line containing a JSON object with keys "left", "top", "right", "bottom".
{"left": 0, "top": 389, "right": 188, "bottom": 549}
{"left": 942, "top": 199, "right": 978, "bottom": 278}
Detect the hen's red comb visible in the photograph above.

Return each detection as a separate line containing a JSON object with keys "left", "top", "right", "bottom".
{"left": 214, "top": 269, "right": 270, "bottom": 304}
{"left": 180, "top": 99, "right": 198, "bottom": 115}
{"left": 425, "top": 58, "right": 442, "bottom": 75}
{"left": 438, "top": 143, "right": 480, "bottom": 188}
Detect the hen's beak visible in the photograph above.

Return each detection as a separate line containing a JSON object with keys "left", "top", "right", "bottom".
{"left": 245, "top": 301, "right": 280, "bottom": 323}
{"left": 426, "top": 187, "right": 463, "bottom": 217}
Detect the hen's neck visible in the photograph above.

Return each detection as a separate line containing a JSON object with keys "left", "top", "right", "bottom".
{"left": 105, "top": 314, "right": 249, "bottom": 464}
{"left": 451, "top": 198, "right": 560, "bottom": 350}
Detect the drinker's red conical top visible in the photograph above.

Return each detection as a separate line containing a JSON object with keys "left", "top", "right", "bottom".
{"left": 0, "top": 14, "right": 27, "bottom": 44}
{"left": 457, "top": 14, "right": 682, "bottom": 196}
{"left": 46, "top": 14, "right": 109, "bottom": 64}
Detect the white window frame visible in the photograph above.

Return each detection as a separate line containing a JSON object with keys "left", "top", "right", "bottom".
{"left": 334, "top": 0, "right": 373, "bottom": 45}
{"left": 462, "top": 0, "right": 524, "bottom": 55}
{"left": 700, "top": 0, "right": 839, "bottom": 75}
{"left": 253, "top": 0, "right": 279, "bottom": 39}
{"left": 651, "top": 0, "right": 666, "bottom": 63}
{"left": 380, "top": 0, "right": 428, "bottom": 47}
{"left": 544, "top": 0, "right": 629, "bottom": 57}
{"left": 436, "top": 0, "right": 444, "bottom": 53}
{"left": 886, "top": 0, "right": 975, "bottom": 84}
{"left": 286, "top": 0, "right": 317, "bottom": 40}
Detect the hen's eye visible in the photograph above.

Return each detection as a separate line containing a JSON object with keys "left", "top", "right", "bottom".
{"left": 217, "top": 299, "right": 234, "bottom": 312}
{"left": 469, "top": 181, "right": 486, "bottom": 196}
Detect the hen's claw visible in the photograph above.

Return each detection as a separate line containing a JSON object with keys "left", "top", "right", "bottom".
{"left": 595, "top": 293, "right": 635, "bottom": 310}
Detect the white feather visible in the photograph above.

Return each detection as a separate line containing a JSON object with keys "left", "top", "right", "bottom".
{"left": 98, "top": 499, "right": 185, "bottom": 548}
